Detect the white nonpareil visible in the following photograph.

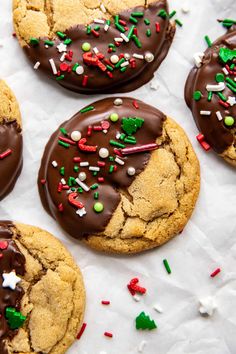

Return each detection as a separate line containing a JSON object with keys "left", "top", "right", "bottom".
{"left": 2, "top": 271, "right": 21, "bottom": 290}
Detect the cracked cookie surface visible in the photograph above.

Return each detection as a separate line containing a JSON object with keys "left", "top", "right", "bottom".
{"left": 13, "top": 0, "right": 175, "bottom": 94}
{"left": 0, "top": 221, "right": 85, "bottom": 354}
{"left": 0, "top": 81, "right": 23, "bottom": 200}
{"left": 38, "top": 97, "right": 200, "bottom": 254}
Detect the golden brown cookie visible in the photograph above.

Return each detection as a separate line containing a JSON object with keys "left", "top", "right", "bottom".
{"left": 38, "top": 97, "right": 200, "bottom": 254}
{"left": 0, "top": 221, "right": 85, "bottom": 354}
{"left": 13, "top": 0, "right": 175, "bottom": 94}
{"left": 0, "top": 80, "right": 23, "bottom": 200}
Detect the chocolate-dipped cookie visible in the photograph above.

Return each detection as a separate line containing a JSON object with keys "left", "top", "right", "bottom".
{"left": 185, "top": 27, "right": 236, "bottom": 167}
{"left": 38, "top": 97, "right": 200, "bottom": 254}
{"left": 13, "top": 0, "right": 175, "bottom": 94}
{"left": 0, "top": 81, "right": 23, "bottom": 200}
{"left": 0, "top": 221, "right": 85, "bottom": 354}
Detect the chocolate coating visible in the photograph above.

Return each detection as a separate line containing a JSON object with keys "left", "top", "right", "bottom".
{"left": 0, "top": 221, "right": 26, "bottom": 354}
{"left": 38, "top": 97, "right": 166, "bottom": 239}
{"left": 24, "top": 1, "right": 175, "bottom": 94}
{"left": 0, "top": 121, "right": 23, "bottom": 200}
{"left": 185, "top": 28, "right": 236, "bottom": 154}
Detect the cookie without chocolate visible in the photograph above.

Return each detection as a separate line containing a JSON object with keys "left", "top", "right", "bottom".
{"left": 0, "top": 81, "right": 23, "bottom": 200}
{"left": 13, "top": 0, "right": 175, "bottom": 94}
{"left": 38, "top": 97, "right": 200, "bottom": 254}
{"left": 0, "top": 221, "right": 85, "bottom": 354}
{"left": 185, "top": 27, "right": 236, "bottom": 167}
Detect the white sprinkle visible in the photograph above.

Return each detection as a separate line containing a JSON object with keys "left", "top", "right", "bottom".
{"left": 104, "top": 24, "right": 110, "bottom": 32}
{"left": 45, "top": 44, "right": 49, "bottom": 49}
{"left": 34, "top": 61, "right": 41, "bottom": 69}
{"left": 114, "top": 98, "right": 123, "bottom": 106}
{"left": 124, "top": 53, "right": 131, "bottom": 60}
{"left": 199, "top": 296, "right": 216, "bottom": 317}
{"left": 76, "top": 207, "right": 87, "bottom": 217}
{"left": 127, "top": 167, "right": 136, "bottom": 176}
{"left": 71, "top": 130, "right": 81, "bottom": 141}
{"left": 115, "top": 157, "right": 125, "bottom": 165}
{"left": 193, "top": 52, "right": 204, "bottom": 68}
{"left": 89, "top": 166, "right": 100, "bottom": 172}
{"left": 120, "top": 61, "right": 129, "bottom": 68}
{"left": 150, "top": 80, "right": 159, "bottom": 90}
{"left": 52, "top": 160, "right": 58, "bottom": 168}
{"left": 114, "top": 37, "right": 123, "bottom": 42}
{"left": 76, "top": 65, "right": 84, "bottom": 75}
{"left": 227, "top": 96, "right": 236, "bottom": 106}
{"left": 181, "top": 1, "right": 190, "bottom": 13}
{"left": 57, "top": 43, "right": 67, "bottom": 53}
{"left": 99, "top": 351, "right": 107, "bottom": 354}
{"left": 216, "top": 111, "right": 223, "bottom": 121}
{"left": 120, "top": 33, "right": 129, "bottom": 42}
{"left": 138, "top": 340, "right": 147, "bottom": 353}
{"left": 61, "top": 178, "right": 66, "bottom": 185}
{"left": 93, "top": 47, "right": 99, "bottom": 54}
{"left": 133, "top": 294, "right": 141, "bottom": 302}
{"left": 100, "top": 3, "right": 106, "bottom": 13}
{"left": 94, "top": 19, "right": 105, "bottom": 24}
{"left": 153, "top": 303, "right": 163, "bottom": 313}
{"left": 206, "top": 82, "right": 225, "bottom": 92}
{"left": 49, "top": 58, "right": 58, "bottom": 75}
{"left": 133, "top": 53, "right": 144, "bottom": 60}
{"left": 103, "top": 129, "right": 108, "bottom": 134}
{"left": 99, "top": 148, "right": 109, "bottom": 159}
{"left": 222, "top": 67, "right": 229, "bottom": 75}
{"left": 78, "top": 172, "right": 87, "bottom": 181}
{"left": 60, "top": 52, "right": 66, "bottom": 62}
{"left": 116, "top": 132, "right": 121, "bottom": 139}
{"left": 80, "top": 162, "right": 89, "bottom": 167}
{"left": 75, "top": 178, "right": 90, "bottom": 192}
{"left": 110, "top": 54, "right": 119, "bottom": 64}
{"left": 200, "top": 110, "right": 211, "bottom": 116}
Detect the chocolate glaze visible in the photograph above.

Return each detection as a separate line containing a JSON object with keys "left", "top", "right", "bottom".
{"left": 24, "top": 1, "right": 175, "bottom": 94}
{"left": 0, "top": 121, "right": 23, "bottom": 201}
{"left": 38, "top": 97, "right": 166, "bottom": 239}
{"left": 0, "top": 221, "right": 26, "bottom": 354}
{"left": 185, "top": 28, "right": 236, "bottom": 154}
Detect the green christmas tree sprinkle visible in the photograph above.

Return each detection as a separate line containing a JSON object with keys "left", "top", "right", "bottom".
{"left": 121, "top": 117, "right": 144, "bottom": 135}
{"left": 135, "top": 311, "right": 157, "bottom": 330}
{"left": 5, "top": 307, "right": 26, "bottom": 330}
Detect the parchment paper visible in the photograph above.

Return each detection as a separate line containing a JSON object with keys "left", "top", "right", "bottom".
{"left": 0, "top": 1, "right": 236, "bottom": 353}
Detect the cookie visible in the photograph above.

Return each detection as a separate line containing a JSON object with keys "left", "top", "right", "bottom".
{"left": 185, "top": 27, "right": 236, "bottom": 167}
{"left": 13, "top": 0, "right": 175, "bottom": 94}
{"left": 0, "top": 221, "right": 85, "bottom": 354}
{"left": 0, "top": 81, "right": 23, "bottom": 200}
{"left": 38, "top": 97, "right": 200, "bottom": 254}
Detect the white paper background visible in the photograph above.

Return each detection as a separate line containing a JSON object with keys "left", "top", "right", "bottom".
{"left": 0, "top": 1, "right": 236, "bottom": 353}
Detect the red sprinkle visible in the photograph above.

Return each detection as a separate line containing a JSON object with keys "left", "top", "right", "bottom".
{"left": 93, "top": 125, "right": 103, "bottom": 131}
{"left": 58, "top": 203, "right": 64, "bottom": 212}
{"left": 132, "top": 100, "right": 139, "bottom": 109}
{"left": 73, "top": 157, "right": 81, "bottom": 163}
{"left": 59, "top": 136, "right": 76, "bottom": 145}
{"left": 0, "top": 149, "right": 12, "bottom": 160}
{"left": 196, "top": 134, "right": 211, "bottom": 151}
{"left": 219, "top": 100, "right": 230, "bottom": 108}
{"left": 155, "top": 22, "right": 160, "bottom": 33}
{"left": 62, "top": 185, "right": 70, "bottom": 190}
{"left": 77, "top": 323, "right": 87, "bottom": 340}
{"left": 57, "top": 182, "right": 63, "bottom": 192}
{"left": 41, "top": 179, "right": 46, "bottom": 185}
{"left": 0, "top": 241, "right": 8, "bottom": 250}
{"left": 97, "top": 161, "right": 106, "bottom": 167}
{"left": 87, "top": 125, "right": 93, "bottom": 136}
{"left": 133, "top": 28, "right": 138, "bottom": 36}
{"left": 101, "top": 120, "right": 110, "bottom": 130}
{"left": 60, "top": 63, "right": 69, "bottom": 72}
{"left": 101, "top": 300, "right": 110, "bottom": 305}
{"left": 119, "top": 19, "right": 126, "bottom": 26}
{"left": 211, "top": 268, "right": 221, "bottom": 278}
{"left": 98, "top": 177, "right": 104, "bottom": 183}
{"left": 82, "top": 75, "right": 89, "bottom": 87}
{"left": 128, "top": 277, "right": 147, "bottom": 295}
{"left": 78, "top": 138, "right": 97, "bottom": 152}
{"left": 113, "top": 148, "right": 122, "bottom": 157}
{"left": 91, "top": 29, "right": 100, "bottom": 37}
{"left": 68, "top": 192, "right": 84, "bottom": 209}
{"left": 104, "top": 332, "right": 113, "bottom": 338}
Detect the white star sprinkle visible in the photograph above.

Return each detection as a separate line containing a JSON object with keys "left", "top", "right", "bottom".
{"left": 76, "top": 207, "right": 87, "bottom": 217}
{"left": 2, "top": 271, "right": 21, "bottom": 290}
{"left": 57, "top": 43, "right": 67, "bottom": 53}
{"left": 227, "top": 96, "right": 236, "bottom": 106}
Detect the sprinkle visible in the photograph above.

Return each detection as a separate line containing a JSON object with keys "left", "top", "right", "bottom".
{"left": 196, "top": 134, "right": 211, "bottom": 151}
{"left": 56, "top": 75, "right": 65, "bottom": 81}
{"left": 175, "top": 19, "right": 183, "bottom": 27}
{"left": 120, "top": 33, "right": 129, "bottom": 42}
{"left": 182, "top": 1, "right": 190, "bottom": 13}
{"left": 52, "top": 160, "right": 58, "bottom": 168}
{"left": 155, "top": 22, "right": 160, "bottom": 32}
{"left": 80, "top": 106, "right": 94, "bottom": 114}
{"left": 34, "top": 61, "right": 40, "bottom": 69}
{"left": 99, "top": 148, "right": 109, "bottom": 159}
{"left": 89, "top": 166, "right": 100, "bottom": 172}
{"left": 193, "top": 52, "right": 204, "bottom": 67}
{"left": 153, "top": 304, "right": 163, "bottom": 313}
{"left": 71, "top": 130, "right": 82, "bottom": 141}
{"left": 77, "top": 323, "right": 87, "bottom": 340}
{"left": 163, "top": 259, "right": 171, "bottom": 274}
{"left": 200, "top": 110, "right": 211, "bottom": 116}
{"left": 127, "top": 167, "right": 136, "bottom": 176}
{"left": 132, "top": 35, "right": 142, "bottom": 48}
{"left": 30, "top": 37, "right": 39, "bottom": 46}
{"left": 76, "top": 207, "right": 87, "bottom": 217}
{"left": 222, "top": 67, "right": 229, "bottom": 75}
{"left": 121, "top": 143, "right": 158, "bottom": 155}
{"left": 41, "top": 179, "right": 46, "bottom": 185}
{"left": 224, "top": 116, "right": 235, "bottom": 127}
{"left": 133, "top": 53, "right": 144, "bottom": 59}
{"left": 136, "top": 312, "right": 157, "bottom": 330}
{"left": 216, "top": 111, "right": 223, "bottom": 121}
{"left": 169, "top": 10, "right": 177, "bottom": 19}
{"left": 59, "top": 136, "right": 76, "bottom": 145}
{"left": 138, "top": 340, "right": 147, "bottom": 353}
{"left": 114, "top": 98, "right": 123, "bottom": 106}
{"left": 115, "top": 157, "right": 125, "bottom": 165}
{"left": 75, "top": 178, "right": 90, "bottom": 192}
{"left": 210, "top": 268, "right": 221, "bottom": 278}
{"left": 44, "top": 39, "right": 54, "bottom": 46}
{"left": 100, "top": 3, "right": 106, "bottom": 13}
{"left": 204, "top": 35, "right": 212, "bottom": 47}
{"left": 101, "top": 301, "right": 110, "bottom": 305}
{"left": 80, "top": 162, "right": 89, "bottom": 167}
{"left": 94, "top": 192, "right": 99, "bottom": 199}
{"left": 82, "top": 75, "right": 89, "bottom": 86}
{"left": 158, "top": 9, "right": 168, "bottom": 19}
{"left": 133, "top": 294, "right": 141, "bottom": 302}
{"left": 104, "top": 332, "right": 113, "bottom": 338}
{"left": 206, "top": 82, "right": 225, "bottom": 92}
{"left": 0, "top": 149, "right": 12, "bottom": 160}
{"left": 145, "top": 52, "right": 154, "bottom": 62}
{"left": 68, "top": 192, "right": 84, "bottom": 209}
{"left": 110, "top": 140, "right": 125, "bottom": 148}
{"left": 61, "top": 178, "right": 66, "bottom": 185}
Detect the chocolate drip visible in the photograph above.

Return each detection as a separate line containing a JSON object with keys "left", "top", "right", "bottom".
{"left": 24, "top": 1, "right": 175, "bottom": 94}
{"left": 185, "top": 29, "right": 236, "bottom": 154}
{"left": 38, "top": 97, "right": 166, "bottom": 239}
{"left": 0, "top": 121, "right": 23, "bottom": 200}
{"left": 0, "top": 221, "right": 26, "bottom": 354}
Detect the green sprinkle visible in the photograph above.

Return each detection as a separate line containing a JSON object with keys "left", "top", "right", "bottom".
{"left": 77, "top": 187, "right": 83, "bottom": 193}
{"left": 115, "top": 22, "right": 125, "bottom": 32}
{"left": 132, "top": 35, "right": 142, "bottom": 48}
{"left": 124, "top": 137, "right": 137, "bottom": 144}
{"left": 204, "top": 35, "right": 212, "bottom": 47}
{"left": 175, "top": 19, "right": 183, "bottom": 27}
{"left": 193, "top": 90, "right": 202, "bottom": 101}
{"left": 74, "top": 165, "right": 79, "bottom": 172}
{"left": 226, "top": 83, "right": 236, "bottom": 93}
{"left": 207, "top": 91, "right": 213, "bottom": 102}
{"left": 56, "top": 75, "right": 65, "bottom": 81}
{"left": 217, "top": 92, "right": 227, "bottom": 101}
{"left": 131, "top": 12, "right": 144, "bottom": 17}
{"left": 121, "top": 117, "right": 144, "bottom": 135}
{"left": 114, "top": 15, "right": 119, "bottom": 23}
{"left": 219, "top": 47, "right": 236, "bottom": 63}
{"left": 163, "top": 259, "right": 171, "bottom": 274}
{"left": 30, "top": 37, "right": 39, "bottom": 46}
{"left": 71, "top": 187, "right": 76, "bottom": 192}
{"left": 224, "top": 116, "right": 235, "bottom": 127}
{"left": 6, "top": 308, "right": 26, "bottom": 330}
{"left": 146, "top": 29, "right": 151, "bottom": 37}
{"left": 80, "top": 106, "right": 94, "bottom": 113}
{"left": 64, "top": 38, "right": 72, "bottom": 45}
{"left": 93, "top": 171, "right": 98, "bottom": 177}
{"left": 109, "top": 113, "right": 119, "bottom": 122}
{"left": 129, "top": 16, "right": 138, "bottom": 24}
{"left": 108, "top": 43, "right": 116, "bottom": 48}
{"left": 57, "top": 31, "right": 66, "bottom": 39}
{"left": 226, "top": 77, "right": 236, "bottom": 88}
{"left": 60, "top": 127, "right": 67, "bottom": 135}
{"left": 60, "top": 167, "right": 65, "bottom": 176}
{"left": 109, "top": 156, "right": 114, "bottom": 161}
{"left": 136, "top": 312, "right": 157, "bottom": 330}
{"left": 106, "top": 65, "right": 114, "bottom": 72}
{"left": 93, "top": 202, "right": 104, "bottom": 213}
{"left": 72, "top": 63, "right": 79, "bottom": 72}
{"left": 44, "top": 40, "right": 54, "bottom": 46}
{"left": 222, "top": 18, "right": 236, "bottom": 28}
{"left": 91, "top": 183, "right": 99, "bottom": 190}
{"left": 109, "top": 165, "right": 115, "bottom": 173}
{"left": 169, "top": 10, "right": 177, "bottom": 19}
{"left": 127, "top": 25, "right": 135, "bottom": 39}
{"left": 94, "top": 192, "right": 99, "bottom": 200}
{"left": 120, "top": 67, "right": 127, "bottom": 73}
{"left": 119, "top": 133, "right": 126, "bottom": 140}
{"left": 86, "top": 25, "right": 91, "bottom": 34}
{"left": 106, "top": 20, "right": 111, "bottom": 25}
{"left": 82, "top": 42, "right": 91, "bottom": 52}
{"left": 68, "top": 177, "right": 76, "bottom": 186}
{"left": 215, "top": 73, "right": 225, "bottom": 82}
{"left": 115, "top": 58, "right": 125, "bottom": 68}
{"left": 144, "top": 18, "right": 150, "bottom": 25}
{"left": 58, "top": 140, "right": 69, "bottom": 148}
{"left": 109, "top": 140, "right": 125, "bottom": 148}
{"left": 94, "top": 25, "right": 100, "bottom": 31}
{"left": 158, "top": 9, "right": 168, "bottom": 19}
